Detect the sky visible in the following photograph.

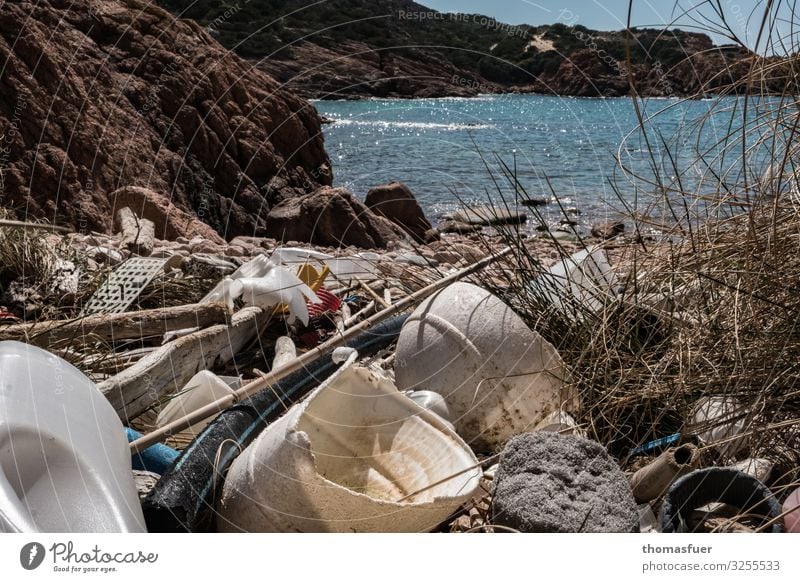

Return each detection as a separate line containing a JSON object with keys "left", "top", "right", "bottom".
{"left": 420, "top": 0, "right": 788, "bottom": 50}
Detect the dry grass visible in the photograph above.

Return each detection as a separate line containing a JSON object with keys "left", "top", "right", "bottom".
{"left": 467, "top": 2, "right": 800, "bottom": 513}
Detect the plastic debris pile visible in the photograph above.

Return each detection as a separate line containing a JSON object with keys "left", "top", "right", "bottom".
{"left": 2, "top": 214, "right": 800, "bottom": 534}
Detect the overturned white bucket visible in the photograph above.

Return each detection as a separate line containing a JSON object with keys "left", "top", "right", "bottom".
{"left": 394, "top": 282, "right": 575, "bottom": 451}
{"left": 217, "top": 365, "right": 481, "bottom": 532}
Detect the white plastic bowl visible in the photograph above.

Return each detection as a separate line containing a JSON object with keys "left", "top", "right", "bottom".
{"left": 217, "top": 364, "right": 481, "bottom": 532}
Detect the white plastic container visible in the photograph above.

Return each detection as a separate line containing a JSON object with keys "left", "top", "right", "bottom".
{"left": 394, "top": 282, "right": 575, "bottom": 451}
{"left": 688, "top": 396, "right": 750, "bottom": 458}
{"left": 0, "top": 342, "right": 146, "bottom": 532}
{"left": 217, "top": 364, "right": 481, "bottom": 532}
{"left": 529, "top": 246, "right": 617, "bottom": 314}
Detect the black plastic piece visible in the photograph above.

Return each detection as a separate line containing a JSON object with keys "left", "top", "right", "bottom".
{"left": 660, "top": 467, "right": 783, "bottom": 533}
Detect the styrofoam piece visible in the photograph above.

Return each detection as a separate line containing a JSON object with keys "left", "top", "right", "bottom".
{"left": 0, "top": 341, "right": 146, "bottom": 532}
{"left": 394, "top": 282, "right": 575, "bottom": 451}
{"left": 156, "top": 370, "right": 236, "bottom": 437}
{"left": 688, "top": 396, "right": 750, "bottom": 458}
{"left": 81, "top": 257, "right": 168, "bottom": 315}
{"left": 272, "top": 336, "right": 297, "bottom": 369}
{"left": 528, "top": 246, "right": 617, "bottom": 313}
{"left": 217, "top": 364, "right": 482, "bottom": 532}
{"left": 331, "top": 346, "right": 357, "bottom": 364}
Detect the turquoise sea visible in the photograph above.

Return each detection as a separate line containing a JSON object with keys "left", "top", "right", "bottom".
{"left": 316, "top": 94, "right": 778, "bottom": 232}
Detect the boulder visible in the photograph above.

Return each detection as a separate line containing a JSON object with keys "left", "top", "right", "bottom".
{"left": 110, "top": 187, "right": 224, "bottom": 244}
{"left": 591, "top": 220, "right": 626, "bottom": 240}
{"left": 365, "top": 182, "right": 438, "bottom": 243}
{"left": 0, "top": 0, "right": 330, "bottom": 239}
{"left": 438, "top": 220, "right": 482, "bottom": 234}
{"left": 265, "top": 187, "right": 406, "bottom": 249}
{"left": 492, "top": 432, "right": 638, "bottom": 533}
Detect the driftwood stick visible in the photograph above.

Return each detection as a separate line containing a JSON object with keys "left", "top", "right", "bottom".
{"left": 0, "top": 303, "right": 230, "bottom": 347}
{"left": 357, "top": 277, "right": 390, "bottom": 309}
{"left": 0, "top": 218, "right": 72, "bottom": 233}
{"left": 129, "top": 247, "right": 513, "bottom": 454}
{"left": 344, "top": 300, "right": 375, "bottom": 327}
{"left": 100, "top": 306, "right": 268, "bottom": 422}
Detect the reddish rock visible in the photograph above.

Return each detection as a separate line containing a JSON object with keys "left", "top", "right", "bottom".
{"left": 110, "top": 187, "right": 224, "bottom": 244}
{"left": 265, "top": 186, "right": 406, "bottom": 249}
{"left": 365, "top": 182, "right": 438, "bottom": 243}
{"left": 0, "top": 0, "right": 330, "bottom": 240}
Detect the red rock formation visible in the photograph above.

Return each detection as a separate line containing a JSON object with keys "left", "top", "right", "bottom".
{"left": 365, "top": 181, "right": 438, "bottom": 243}
{"left": 265, "top": 186, "right": 407, "bottom": 249}
{"left": 0, "top": 0, "right": 331, "bottom": 240}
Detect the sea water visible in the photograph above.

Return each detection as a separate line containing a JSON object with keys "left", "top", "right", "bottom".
{"left": 316, "top": 94, "right": 781, "bottom": 231}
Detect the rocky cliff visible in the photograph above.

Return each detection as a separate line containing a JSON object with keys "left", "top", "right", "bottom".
{"left": 156, "top": 0, "right": 758, "bottom": 99}
{"left": 0, "top": 0, "right": 331, "bottom": 239}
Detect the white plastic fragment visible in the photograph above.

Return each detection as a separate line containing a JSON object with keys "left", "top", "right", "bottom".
{"left": 688, "top": 396, "right": 750, "bottom": 458}
{"left": 529, "top": 246, "right": 617, "bottom": 314}
{"left": 272, "top": 336, "right": 297, "bottom": 369}
{"left": 731, "top": 458, "right": 774, "bottom": 482}
{"left": 270, "top": 246, "right": 380, "bottom": 284}
{"left": 638, "top": 504, "right": 659, "bottom": 533}
{"left": 201, "top": 256, "right": 321, "bottom": 325}
{"left": 156, "top": 370, "right": 237, "bottom": 437}
{"left": 533, "top": 409, "right": 585, "bottom": 436}
{"left": 201, "top": 255, "right": 273, "bottom": 309}
{"left": 331, "top": 346, "right": 358, "bottom": 365}
{"left": 218, "top": 364, "right": 481, "bottom": 532}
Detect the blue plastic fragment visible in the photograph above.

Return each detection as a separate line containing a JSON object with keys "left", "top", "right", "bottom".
{"left": 125, "top": 427, "right": 180, "bottom": 474}
{"left": 628, "top": 433, "right": 681, "bottom": 458}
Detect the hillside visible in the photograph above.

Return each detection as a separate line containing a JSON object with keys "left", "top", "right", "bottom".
{"left": 0, "top": 0, "right": 331, "bottom": 238}
{"left": 156, "top": 0, "right": 756, "bottom": 99}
